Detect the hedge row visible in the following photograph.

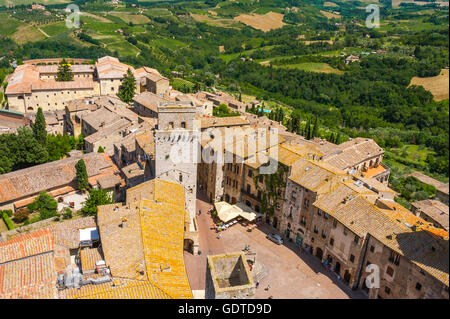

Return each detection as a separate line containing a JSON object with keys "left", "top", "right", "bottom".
{"left": 2, "top": 212, "right": 15, "bottom": 230}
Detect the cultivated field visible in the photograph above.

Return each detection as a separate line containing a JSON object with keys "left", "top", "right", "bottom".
{"left": 0, "top": 0, "right": 70, "bottom": 5}
{"left": 0, "top": 13, "right": 23, "bottom": 36}
{"left": 324, "top": 1, "right": 339, "bottom": 6}
{"left": 12, "top": 25, "right": 46, "bottom": 44}
{"left": 410, "top": 69, "right": 449, "bottom": 101}
{"left": 320, "top": 10, "right": 341, "bottom": 19}
{"left": 234, "top": 12, "right": 285, "bottom": 32}
{"left": 40, "top": 21, "right": 69, "bottom": 37}
{"left": 81, "top": 12, "right": 113, "bottom": 23}
{"left": 275, "top": 62, "right": 343, "bottom": 74}
{"left": 392, "top": 0, "right": 449, "bottom": 7}
{"left": 110, "top": 12, "right": 151, "bottom": 24}
{"left": 190, "top": 13, "right": 238, "bottom": 28}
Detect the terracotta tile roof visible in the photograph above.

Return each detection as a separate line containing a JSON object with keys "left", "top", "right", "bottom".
{"left": 53, "top": 244, "right": 70, "bottom": 274}
{"left": 244, "top": 143, "right": 320, "bottom": 169}
{"left": 133, "top": 91, "right": 168, "bottom": 113}
{"left": 0, "top": 252, "right": 58, "bottom": 299}
{"left": 288, "top": 159, "right": 347, "bottom": 193}
{"left": 378, "top": 203, "right": 448, "bottom": 238}
{"left": 125, "top": 180, "right": 155, "bottom": 206}
{"left": 224, "top": 131, "right": 286, "bottom": 159}
{"left": 200, "top": 116, "right": 249, "bottom": 129}
{"left": 36, "top": 64, "right": 94, "bottom": 74}
{"left": 135, "top": 66, "right": 161, "bottom": 77}
{"left": 145, "top": 73, "right": 168, "bottom": 83}
{"left": 135, "top": 131, "right": 154, "bottom": 155}
{"left": 60, "top": 278, "right": 171, "bottom": 299}
{"left": 315, "top": 192, "right": 449, "bottom": 286}
{"left": 352, "top": 175, "right": 397, "bottom": 194}
{"left": 80, "top": 247, "right": 104, "bottom": 274}
{"left": 0, "top": 152, "right": 111, "bottom": 204}
{"left": 281, "top": 142, "right": 324, "bottom": 158}
{"left": 47, "top": 217, "right": 96, "bottom": 249}
{"left": 94, "top": 179, "right": 192, "bottom": 299}
{"left": 88, "top": 153, "right": 124, "bottom": 189}
{"left": 97, "top": 175, "right": 121, "bottom": 189}
{"left": 114, "top": 133, "right": 137, "bottom": 153}
{"left": 82, "top": 107, "right": 122, "bottom": 131}
{"left": 0, "top": 229, "right": 53, "bottom": 264}
{"left": 122, "top": 163, "right": 144, "bottom": 180}
{"left": 411, "top": 200, "right": 449, "bottom": 230}
{"left": 97, "top": 203, "right": 147, "bottom": 281}
{"left": 5, "top": 64, "right": 39, "bottom": 94}
{"left": 84, "top": 118, "right": 131, "bottom": 144}
{"left": 5, "top": 63, "right": 95, "bottom": 95}
{"left": 138, "top": 183, "right": 192, "bottom": 298}
{"left": 31, "top": 79, "right": 94, "bottom": 91}
{"left": 95, "top": 56, "right": 135, "bottom": 79}
{"left": 323, "top": 138, "right": 384, "bottom": 170}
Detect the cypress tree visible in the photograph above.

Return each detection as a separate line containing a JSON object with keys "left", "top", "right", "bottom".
{"left": 56, "top": 59, "right": 74, "bottom": 82}
{"left": 336, "top": 133, "right": 341, "bottom": 144}
{"left": 117, "top": 68, "right": 136, "bottom": 104}
{"left": 312, "top": 117, "right": 318, "bottom": 139}
{"left": 75, "top": 159, "right": 89, "bottom": 191}
{"left": 279, "top": 108, "right": 284, "bottom": 122}
{"left": 97, "top": 146, "right": 105, "bottom": 153}
{"left": 287, "top": 118, "right": 293, "bottom": 132}
{"left": 305, "top": 118, "right": 310, "bottom": 139}
{"left": 292, "top": 117, "right": 299, "bottom": 133}
{"left": 33, "top": 107, "right": 47, "bottom": 147}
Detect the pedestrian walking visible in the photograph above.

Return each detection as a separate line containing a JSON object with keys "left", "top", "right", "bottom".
{"left": 217, "top": 233, "right": 222, "bottom": 239}
{"left": 256, "top": 281, "right": 260, "bottom": 288}
{"left": 265, "top": 284, "right": 271, "bottom": 291}
{"left": 198, "top": 209, "right": 201, "bottom": 216}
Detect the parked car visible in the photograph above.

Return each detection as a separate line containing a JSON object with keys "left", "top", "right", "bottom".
{"left": 266, "top": 233, "right": 283, "bottom": 245}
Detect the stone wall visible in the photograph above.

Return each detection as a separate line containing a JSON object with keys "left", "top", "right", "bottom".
{"left": 206, "top": 253, "right": 255, "bottom": 299}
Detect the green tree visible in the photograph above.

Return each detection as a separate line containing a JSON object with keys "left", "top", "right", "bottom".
{"left": 117, "top": 68, "right": 136, "bottom": 104}
{"left": 305, "top": 118, "right": 311, "bottom": 140}
{"left": 27, "top": 192, "right": 58, "bottom": 221}
{"left": 82, "top": 188, "right": 113, "bottom": 216}
{"left": 97, "top": 146, "right": 105, "bottom": 153}
{"left": 56, "top": 59, "right": 74, "bottom": 82}
{"left": 8, "top": 127, "right": 48, "bottom": 170}
{"left": 76, "top": 134, "right": 85, "bottom": 150}
{"left": 32, "top": 107, "right": 47, "bottom": 147}
{"left": 75, "top": 159, "right": 89, "bottom": 191}
{"left": 312, "top": 117, "right": 318, "bottom": 139}
{"left": 62, "top": 207, "right": 73, "bottom": 220}
{"left": 47, "top": 134, "right": 77, "bottom": 161}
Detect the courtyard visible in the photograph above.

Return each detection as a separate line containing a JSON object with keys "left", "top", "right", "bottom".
{"left": 184, "top": 193, "right": 367, "bottom": 299}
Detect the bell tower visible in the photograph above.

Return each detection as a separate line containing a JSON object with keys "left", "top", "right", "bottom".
{"left": 154, "top": 101, "right": 199, "bottom": 219}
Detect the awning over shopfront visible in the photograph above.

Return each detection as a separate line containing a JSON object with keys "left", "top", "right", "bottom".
{"left": 214, "top": 201, "right": 264, "bottom": 223}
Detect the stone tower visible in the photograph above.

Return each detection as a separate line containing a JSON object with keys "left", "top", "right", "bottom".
{"left": 154, "top": 101, "right": 199, "bottom": 220}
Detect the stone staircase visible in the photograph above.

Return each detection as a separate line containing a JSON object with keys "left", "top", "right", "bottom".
{"left": 252, "top": 262, "right": 269, "bottom": 283}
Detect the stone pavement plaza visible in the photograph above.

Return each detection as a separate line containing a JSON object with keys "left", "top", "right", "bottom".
{"left": 183, "top": 194, "right": 367, "bottom": 299}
